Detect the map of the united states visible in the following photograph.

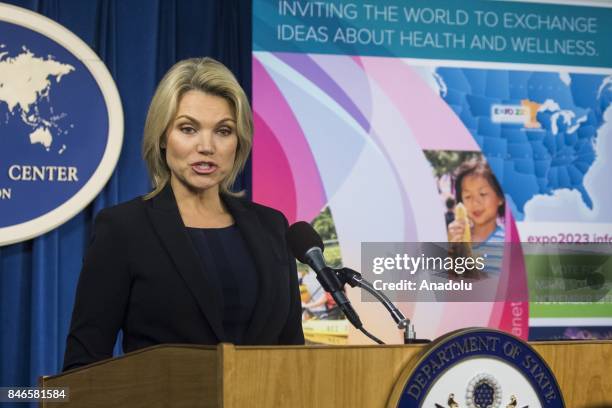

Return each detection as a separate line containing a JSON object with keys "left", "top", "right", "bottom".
{"left": 0, "top": 45, "right": 74, "bottom": 151}
{"left": 435, "top": 68, "right": 612, "bottom": 219}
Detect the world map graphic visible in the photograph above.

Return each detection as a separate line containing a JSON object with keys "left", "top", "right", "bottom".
{"left": 0, "top": 17, "right": 111, "bottom": 230}
{"left": 0, "top": 45, "right": 75, "bottom": 153}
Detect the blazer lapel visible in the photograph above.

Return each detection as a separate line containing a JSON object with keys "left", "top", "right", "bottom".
{"left": 223, "top": 195, "right": 280, "bottom": 344}
{"left": 145, "top": 185, "right": 225, "bottom": 341}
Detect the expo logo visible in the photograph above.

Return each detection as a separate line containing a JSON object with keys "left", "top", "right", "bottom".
{"left": 492, "top": 106, "right": 528, "bottom": 116}
{"left": 491, "top": 104, "right": 531, "bottom": 124}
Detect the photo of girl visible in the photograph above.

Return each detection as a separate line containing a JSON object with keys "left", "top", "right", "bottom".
{"left": 447, "top": 158, "right": 505, "bottom": 245}
{"left": 425, "top": 151, "right": 506, "bottom": 276}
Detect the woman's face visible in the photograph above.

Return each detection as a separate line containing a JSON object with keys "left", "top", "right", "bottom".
{"left": 164, "top": 90, "right": 238, "bottom": 195}
{"left": 460, "top": 174, "right": 503, "bottom": 229}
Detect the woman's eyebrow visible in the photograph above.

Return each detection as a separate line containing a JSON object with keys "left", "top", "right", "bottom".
{"left": 175, "top": 114, "right": 200, "bottom": 125}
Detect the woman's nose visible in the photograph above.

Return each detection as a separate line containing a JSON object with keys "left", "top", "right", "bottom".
{"left": 196, "top": 132, "right": 214, "bottom": 154}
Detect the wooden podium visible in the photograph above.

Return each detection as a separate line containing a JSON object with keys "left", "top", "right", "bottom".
{"left": 41, "top": 341, "right": 611, "bottom": 407}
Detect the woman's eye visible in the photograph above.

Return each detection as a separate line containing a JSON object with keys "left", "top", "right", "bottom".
{"left": 180, "top": 126, "right": 196, "bottom": 134}
{"left": 217, "top": 127, "right": 233, "bottom": 136}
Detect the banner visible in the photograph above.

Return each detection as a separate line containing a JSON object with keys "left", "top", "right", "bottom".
{"left": 252, "top": 0, "right": 612, "bottom": 343}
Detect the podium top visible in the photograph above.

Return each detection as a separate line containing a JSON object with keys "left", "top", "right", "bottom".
{"left": 41, "top": 341, "right": 611, "bottom": 408}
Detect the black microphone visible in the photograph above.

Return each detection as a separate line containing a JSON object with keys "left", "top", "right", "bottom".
{"left": 287, "top": 222, "right": 363, "bottom": 329}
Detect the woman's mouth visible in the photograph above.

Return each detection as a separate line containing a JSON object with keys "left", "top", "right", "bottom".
{"left": 191, "top": 162, "right": 217, "bottom": 174}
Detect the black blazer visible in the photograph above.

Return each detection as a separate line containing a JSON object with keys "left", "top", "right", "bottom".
{"left": 63, "top": 185, "right": 304, "bottom": 371}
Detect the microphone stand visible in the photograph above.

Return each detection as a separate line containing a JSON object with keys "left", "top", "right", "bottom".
{"left": 334, "top": 267, "right": 430, "bottom": 344}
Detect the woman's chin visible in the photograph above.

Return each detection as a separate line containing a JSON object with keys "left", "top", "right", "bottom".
{"left": 172, "top": 177, "right": 222, "bottom": 195}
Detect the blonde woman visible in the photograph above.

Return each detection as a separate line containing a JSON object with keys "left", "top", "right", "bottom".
{"left": 63, "top": 58, "right": 304, "bottom": 371}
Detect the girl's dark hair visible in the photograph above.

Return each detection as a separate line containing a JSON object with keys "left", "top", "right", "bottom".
{"left": 454, "top": 159, "right": 505, "bottom": 217}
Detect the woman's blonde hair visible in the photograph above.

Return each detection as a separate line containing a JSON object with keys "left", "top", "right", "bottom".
{"left": 142, "top": 57, "right": 252, "bottom": 199}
